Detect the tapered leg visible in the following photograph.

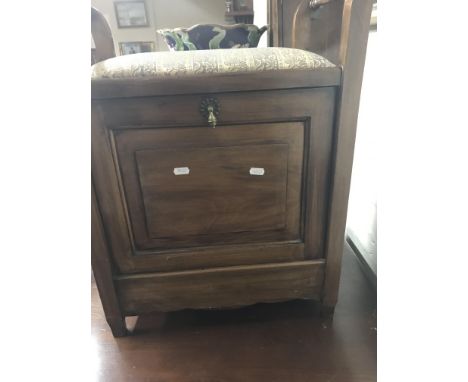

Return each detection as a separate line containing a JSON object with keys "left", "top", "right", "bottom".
{"left": 319, "top": 302, "right": 336, "bottom": 318}
{"left": 92, "top": 183, "right": 127, "bottom": 338}
{"left": 107, "top": 316, "right": 128, "bottom": 337}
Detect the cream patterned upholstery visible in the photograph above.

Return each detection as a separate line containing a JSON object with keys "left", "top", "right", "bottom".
{"left": 91, "top": 47, "right": 335, "bottom": 80}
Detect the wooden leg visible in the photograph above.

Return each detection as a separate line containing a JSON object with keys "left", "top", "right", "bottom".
{"left": 319, "top": 300, "right": 336, "bottom": 319}
{"left": 92, "top": 183, "right": 128, "bottom": 338}
{"left": 107, "top": 316, "right": 128, "bottom": 337}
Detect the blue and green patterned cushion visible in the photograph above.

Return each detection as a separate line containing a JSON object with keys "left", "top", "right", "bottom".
{"left": 157, "top": 23, "right": 267, "bottom": 51}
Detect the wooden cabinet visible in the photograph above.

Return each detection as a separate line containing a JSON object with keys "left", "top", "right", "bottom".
{"left": 91, "top": 0, "right": 374, "bottom": 338}
{"left": 92, "top": 47, "right": 344, "bottom": 336}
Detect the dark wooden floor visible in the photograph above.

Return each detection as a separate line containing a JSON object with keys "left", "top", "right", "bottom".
{"left": 92, "top": 243, "right": 377, "bottom": 382}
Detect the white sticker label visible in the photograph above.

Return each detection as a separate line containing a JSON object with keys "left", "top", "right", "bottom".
{"left": 173, "top": 167, "right": 190, "bottom": 175}
{"left": 249, "top": 167, "right": 265, "bottom": 176}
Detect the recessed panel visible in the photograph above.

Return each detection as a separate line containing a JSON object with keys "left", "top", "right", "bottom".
{"left": 136, "top": 143, "right": 288, "bottom": 238}
{"left": 114, "top": 122, "right": 304, "bottom": 250}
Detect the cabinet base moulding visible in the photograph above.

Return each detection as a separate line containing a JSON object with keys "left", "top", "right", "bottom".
{"left": 115, "top": 260, "right": 326, "bottom": 315}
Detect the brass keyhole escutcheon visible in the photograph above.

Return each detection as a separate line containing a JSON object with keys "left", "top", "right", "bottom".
{"left": 200, "top": 97, "right": 220, "bottom": 128}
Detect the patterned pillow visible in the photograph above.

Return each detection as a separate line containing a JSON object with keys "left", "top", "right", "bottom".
{"left": 157, "top": 23, "right": 267, "bottom": 51}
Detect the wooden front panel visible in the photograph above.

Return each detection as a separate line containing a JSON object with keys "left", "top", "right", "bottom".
{"left": 137, "top": 144, "right": 289, "bottom": 237}
{"left": 92, "top": 87, "right": 336, "bottom": 273}
{"left": 114, "top": 122, "right": 303, "bottom": 250}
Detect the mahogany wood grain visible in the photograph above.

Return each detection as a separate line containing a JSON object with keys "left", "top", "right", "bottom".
{"left": 116, "top": 260, "right": 325, "bottom": 314}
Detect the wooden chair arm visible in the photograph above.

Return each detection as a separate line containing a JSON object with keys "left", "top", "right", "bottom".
{"left": 91, "top": 7, "right": 115, "bottom": 65}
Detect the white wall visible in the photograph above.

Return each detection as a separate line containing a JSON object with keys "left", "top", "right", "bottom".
{"left": 253, "top": 0, "right": 268, "bottom": 47}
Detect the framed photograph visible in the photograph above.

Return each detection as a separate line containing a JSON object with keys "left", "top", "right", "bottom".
{"left": 119, "top": 41, "right": 155, "bottom": 55}
{"left": 114, "top": 1, "right": 149, "bottom": 28}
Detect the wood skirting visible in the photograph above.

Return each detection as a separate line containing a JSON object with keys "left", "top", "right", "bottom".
{"left": 116, "top": 260, "right": 325, "bottom": 315}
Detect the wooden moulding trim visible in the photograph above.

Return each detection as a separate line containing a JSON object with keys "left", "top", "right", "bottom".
{"left": 91, "top": 67, "right": 342, "bottom": 99}
{"left": 115, "top": 259, "right": 326, "bottom": 314}
{"left": 128, "top": 241, "right": 306, "bottom": 274}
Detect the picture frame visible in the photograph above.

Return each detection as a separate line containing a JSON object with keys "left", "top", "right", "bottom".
{"left": 114, "top": 1, "right": 149, "bottom": 28}
{"left": 119, "top": 41, "right": 155, "bottom": 55}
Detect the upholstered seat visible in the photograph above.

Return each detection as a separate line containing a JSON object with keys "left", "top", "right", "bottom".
{"left": 91, "top": 47, "right": 335, "bottom": 80}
